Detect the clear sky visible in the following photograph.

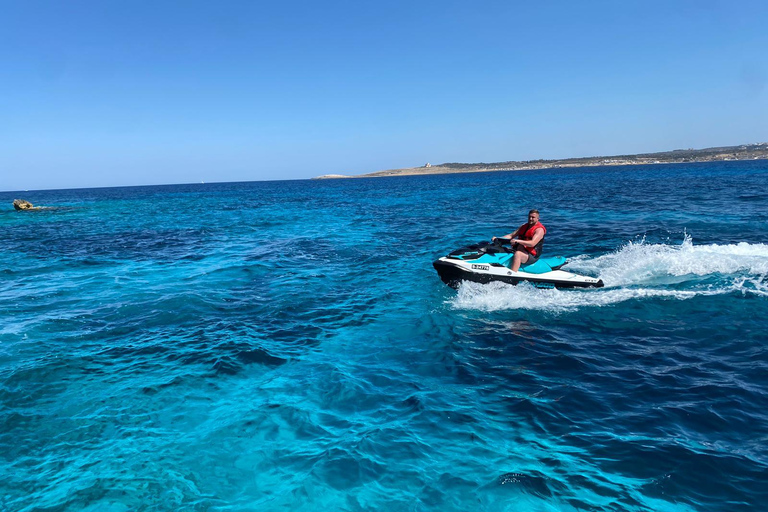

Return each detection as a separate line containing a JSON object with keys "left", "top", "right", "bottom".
{"left": 1, "top": 0, "right": 767, "bottom": 191}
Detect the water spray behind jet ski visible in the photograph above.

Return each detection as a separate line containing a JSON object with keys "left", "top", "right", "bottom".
{"left": 433, "top": 238, "right": 604, "bottom": 289}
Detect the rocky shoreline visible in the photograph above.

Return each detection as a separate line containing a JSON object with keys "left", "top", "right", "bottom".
{"left": 315, "top": 142, "right": 768, "bottom": 179}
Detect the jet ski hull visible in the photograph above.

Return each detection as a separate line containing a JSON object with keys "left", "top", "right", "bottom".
{"left": 433, "top": 241, "right": 604, "bottom": 289}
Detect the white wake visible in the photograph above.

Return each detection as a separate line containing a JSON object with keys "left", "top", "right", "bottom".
{"left": 451, "top": 235, "right": 768, "bottom": 312}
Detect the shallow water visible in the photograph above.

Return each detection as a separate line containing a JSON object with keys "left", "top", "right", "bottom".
{"left": 1, "top": 161, "right": 767, "bottom": 511}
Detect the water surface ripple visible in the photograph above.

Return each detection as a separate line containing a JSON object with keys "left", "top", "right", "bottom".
{"left": 1, "top": 162, "right": 767, "bottom": 511}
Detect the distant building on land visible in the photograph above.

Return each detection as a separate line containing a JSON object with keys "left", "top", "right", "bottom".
{"left": 425, "top": 163, "right": 431, "bottom": 168}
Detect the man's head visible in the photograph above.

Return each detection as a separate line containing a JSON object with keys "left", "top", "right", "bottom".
{"left": 527, "top": 209, "right": 539, "bottom": 225}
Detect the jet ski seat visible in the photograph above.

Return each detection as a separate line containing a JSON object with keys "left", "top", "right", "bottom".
{"left": 518, "top": 256, "right": 568, "bottom": 274}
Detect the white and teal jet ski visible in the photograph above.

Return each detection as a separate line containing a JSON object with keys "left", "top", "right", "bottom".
{"left": 433, "top": 240, "right": 604, "bottom": 289}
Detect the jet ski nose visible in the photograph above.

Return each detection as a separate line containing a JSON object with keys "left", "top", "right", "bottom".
{"left": 433, "top": 258, "right": 462, "bottom": 289}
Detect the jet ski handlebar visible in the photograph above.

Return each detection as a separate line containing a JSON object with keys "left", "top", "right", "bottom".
{"left": 476, "top": 237, "right": 518, "bottom": 255}
{"left": 491, "top": 237, "right": 518, "bottom": 247}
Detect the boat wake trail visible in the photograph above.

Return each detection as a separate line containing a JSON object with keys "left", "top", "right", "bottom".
{"left": 451, "top": 235, "right": 768, "bottom": 312}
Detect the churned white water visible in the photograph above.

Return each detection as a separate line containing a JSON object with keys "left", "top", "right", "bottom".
{"left": 452, "top": 236, "right": 768, "bottom": 312}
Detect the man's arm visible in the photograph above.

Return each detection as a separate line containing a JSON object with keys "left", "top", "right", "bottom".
{"left": 511, "top": 227, "right": 544, "bottom": 247}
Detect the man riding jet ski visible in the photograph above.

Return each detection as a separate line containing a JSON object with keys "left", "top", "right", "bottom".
{"left": 495, "top": 209, "right": 547, "bottom": 271}
{"left": 433, "top": 209, "right": 604, "bottom": 289}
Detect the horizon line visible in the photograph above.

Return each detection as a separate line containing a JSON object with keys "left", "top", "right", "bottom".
{"left": 3, "top": 141, "right": 767, "bottom": 194}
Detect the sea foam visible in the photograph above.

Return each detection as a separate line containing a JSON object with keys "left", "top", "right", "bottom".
{"left": 451, "top": 236, "right": 768, "bottom": 312}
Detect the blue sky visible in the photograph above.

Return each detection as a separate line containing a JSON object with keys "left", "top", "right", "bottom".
{"left": 1, "top": 0, "right": 767, "bottom": 191}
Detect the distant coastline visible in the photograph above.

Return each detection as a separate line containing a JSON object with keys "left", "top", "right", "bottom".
{"left": 314, "top": 142, "right": 768, "bottom": 179}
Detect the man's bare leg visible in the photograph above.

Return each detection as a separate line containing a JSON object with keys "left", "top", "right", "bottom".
{"left": 511, "top": 250, "right": 530, "bottom": 271}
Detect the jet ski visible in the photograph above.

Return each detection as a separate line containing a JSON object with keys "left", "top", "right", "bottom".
{"left": 433, "top": 239, "right": 604, "bottom": 289}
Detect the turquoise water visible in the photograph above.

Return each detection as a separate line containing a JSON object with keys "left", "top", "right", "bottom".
{"left": 2, "top": 161, "right": 767, "bottom": 511}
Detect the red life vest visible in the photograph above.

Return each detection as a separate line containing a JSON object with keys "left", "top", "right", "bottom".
{"left": 517, "top": 221, "right": 546, "bottom": 257}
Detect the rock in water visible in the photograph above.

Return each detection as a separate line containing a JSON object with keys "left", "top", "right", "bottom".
{"left": 13, "top": 199, "right": 39, "bottom": 211}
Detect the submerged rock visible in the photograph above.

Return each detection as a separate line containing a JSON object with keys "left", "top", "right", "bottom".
{"left": 13, "top": 199, "right": 40, "bottom": 211}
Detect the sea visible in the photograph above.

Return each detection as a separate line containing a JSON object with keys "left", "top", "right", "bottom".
{"left": 1, "top": 161, "right": 767, "bottom": 512}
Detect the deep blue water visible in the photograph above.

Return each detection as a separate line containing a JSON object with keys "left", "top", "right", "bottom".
{"left": 2, "top": 161, "right": 768, "bottom": 511}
